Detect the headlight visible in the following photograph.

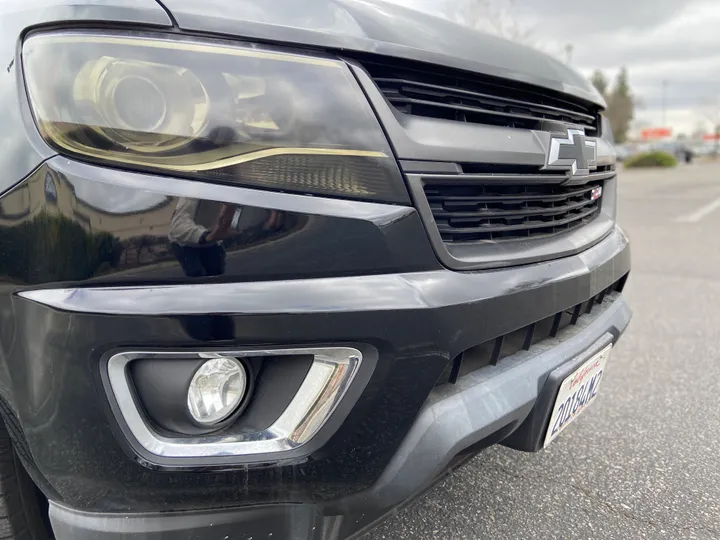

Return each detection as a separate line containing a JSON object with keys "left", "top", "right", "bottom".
{"left": 22, "top": 32, "right": 408, "bottom": 203}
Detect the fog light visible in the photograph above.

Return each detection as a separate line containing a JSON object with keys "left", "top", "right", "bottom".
{"left": 187, "top": 357, "right": 247, "bottom": 426}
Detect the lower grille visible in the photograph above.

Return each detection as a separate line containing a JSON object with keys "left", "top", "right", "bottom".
{"left": 437, "top": 273, "right": 629, "bottom": 386}
{"left": 424, "top": 181, "right": 603, "bottom": 243}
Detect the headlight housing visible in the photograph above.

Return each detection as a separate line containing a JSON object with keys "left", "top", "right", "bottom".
{"left": 22, "top": 32, "right": 408, "bottom": 203}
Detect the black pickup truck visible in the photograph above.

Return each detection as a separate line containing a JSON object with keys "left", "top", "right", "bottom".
{"left": 0, "top": 0, "right": 630, "bottom": 538}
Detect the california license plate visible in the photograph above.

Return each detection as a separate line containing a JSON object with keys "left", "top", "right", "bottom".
{"left": 543, "top": 345, "right": 611, "bottom": 448}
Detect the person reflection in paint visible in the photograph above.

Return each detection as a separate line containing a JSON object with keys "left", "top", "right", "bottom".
{"left": 168, "top": 198, "right": 237, "bottom": 277}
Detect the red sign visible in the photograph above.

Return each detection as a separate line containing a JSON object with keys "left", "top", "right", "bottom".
{"left": 703, "top": 133, "right": 720, "bottom": 141}
{"left": 641, "top": 127, "right": 673, "bottom": 140}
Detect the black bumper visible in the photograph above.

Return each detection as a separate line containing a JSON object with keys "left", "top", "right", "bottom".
{"left": 47, "top": 276, "right": 630, "bottom": 540}
{"left": 11, "top": 224, "right": 631, "bottom": 539}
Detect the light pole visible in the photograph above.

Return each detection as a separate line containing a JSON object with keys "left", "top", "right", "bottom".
{"left": 661, "top": 80, "right": 668, "bottom": 127}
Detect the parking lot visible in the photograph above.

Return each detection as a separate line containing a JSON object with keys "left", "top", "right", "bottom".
{"left": 366, "top": 162, "right": 720, "bottom": 540}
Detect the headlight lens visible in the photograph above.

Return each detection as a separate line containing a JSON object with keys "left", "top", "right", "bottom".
{"left": 22, "top": 32, "right": 408, "bottom": 203}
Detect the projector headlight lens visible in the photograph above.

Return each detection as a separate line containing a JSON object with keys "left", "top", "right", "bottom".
{"left": 22, "top": 32, "right": 408, "bottom": 203}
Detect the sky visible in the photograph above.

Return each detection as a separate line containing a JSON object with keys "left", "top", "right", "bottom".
{"left": 382, "top": 0, "right": 720, "bottom": 138}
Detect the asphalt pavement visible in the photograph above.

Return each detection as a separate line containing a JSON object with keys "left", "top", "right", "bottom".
{"left": 365, "top": 162, "right": 720, "bottom": 540}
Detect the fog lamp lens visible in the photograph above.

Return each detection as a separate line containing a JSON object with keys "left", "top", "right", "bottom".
{"left": 187, "top": 358, "right": 247, "bottom": 425}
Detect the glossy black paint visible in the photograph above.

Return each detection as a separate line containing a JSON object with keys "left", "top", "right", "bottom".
{"left": 0, "top": 155, "right": 441, "bottom": 506}
{"left": 0, "top": 158, "right": 438, "bottom": 288}
{"left": 0, "top": 3, "right": 631, "bottom": 539}
{"left": 0, "top": 0, "right": 171, "bottom": 194}
{"left": 48, "top": 293, "right": 632, "bottom": 539}
{"left": 7, "top": 285, "right": 445, "bottom": 511}
{"left": 156, "top": 0, "right": 605, "bottom": 107}
{"left": 5, "top": 225, "right": 629, "bottom": 514}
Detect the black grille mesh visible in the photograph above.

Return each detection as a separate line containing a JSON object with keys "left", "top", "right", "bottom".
{"left": 425, "top": 181, "right": 603, "bottom": 243}
{"left": 437, "top": 273, "right": 629, "bottom": 386}
{"left": 360, "top": 58, "right": 600, "bottom": 134}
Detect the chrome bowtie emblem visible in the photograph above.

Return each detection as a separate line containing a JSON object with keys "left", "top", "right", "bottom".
{"left": 545, "top": 129, "right": 597, "bottom": 179}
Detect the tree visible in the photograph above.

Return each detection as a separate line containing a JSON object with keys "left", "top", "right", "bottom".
{"left": 590, "top": 70, "right": 609, "bottom": 101}
{"left": 692, "top": 122, "right": 708, "bottom": 141}
{"left": 589, "top": 68, "right": 635, "bottom": 142}
{"left": 606, "top": 68, "right": 635, "bottom": 144}
{"left": 447, "top": 0, "right": 535, "bottom": 44}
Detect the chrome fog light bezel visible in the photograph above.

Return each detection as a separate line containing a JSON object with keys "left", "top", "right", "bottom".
{"left": 105, "top": 347, "right": 362, "bottom": 463}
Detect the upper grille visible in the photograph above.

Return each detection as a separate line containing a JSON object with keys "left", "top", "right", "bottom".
{"left": 360, "top": 58, "right": 600, "bottom": 134}
{"left": 425, "top": 181, "right": 604, "bottom": 243}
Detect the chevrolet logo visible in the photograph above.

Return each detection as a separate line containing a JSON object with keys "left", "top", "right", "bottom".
{"left": 544, "top": 129, "right": 597, "bottom": 180}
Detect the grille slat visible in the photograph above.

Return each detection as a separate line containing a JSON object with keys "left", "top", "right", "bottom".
{"left": 430, "top": 197, "right": 598, "bottom": 220}
{"left": 386, "top": 96, "right": 592, "bottom": 132}
{"left": 361, "top": 59, "right": 600, "bottom": 133}
{"left": 425, "top": 184, "right": 596, "bottom": 204}
{"left": 436, "top": 206, "right": 599, "bottom": 236}
{"left": 373, "top": 77, "right": 598, "bottom": 124}
{"left": 437, "top": 275, "right": 628, "bottom": 386}
{"left": 425, "top": 182, "right": 603, "bottom": 243}
{"left": 421, "top": 169, "right": 618, "bottom": 184}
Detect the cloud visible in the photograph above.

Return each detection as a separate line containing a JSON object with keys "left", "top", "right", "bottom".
{"left": 545, "top": 2, "right": 720, "bottom": 71}
{"left": 380, "top": 0, "right": 720, "bottom": 134}
{"left": 514, "top": 0, "right": 706, "bottom": 36}
{"left": 556, "top": 1, "right": 720, "bottom": 132}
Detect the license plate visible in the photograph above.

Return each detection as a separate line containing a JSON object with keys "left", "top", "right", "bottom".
{"left": 543, "top": 345, "right": 611, "bottom": 448}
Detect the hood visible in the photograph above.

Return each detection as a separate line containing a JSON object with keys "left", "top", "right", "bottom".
{"left": 156, "top": 0, "right": 605, "bottom": 107}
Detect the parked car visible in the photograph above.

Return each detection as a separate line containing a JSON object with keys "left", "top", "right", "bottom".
{"left": 0, "top": 1, "right": 631, "bottom": 538}
{"left": 692, "top": 142, "right": 719, "bottom": 156}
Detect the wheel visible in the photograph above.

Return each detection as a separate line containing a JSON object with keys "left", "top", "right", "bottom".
{"left": 0, "top": 422, "right": 52, "bottom": 539}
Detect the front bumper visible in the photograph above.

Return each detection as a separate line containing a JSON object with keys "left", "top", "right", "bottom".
{"left": 12, "top": 223, "right": 631, "bottom": 539}
{"left": 47, "top": 277, "right": 630, "bottom": 540}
